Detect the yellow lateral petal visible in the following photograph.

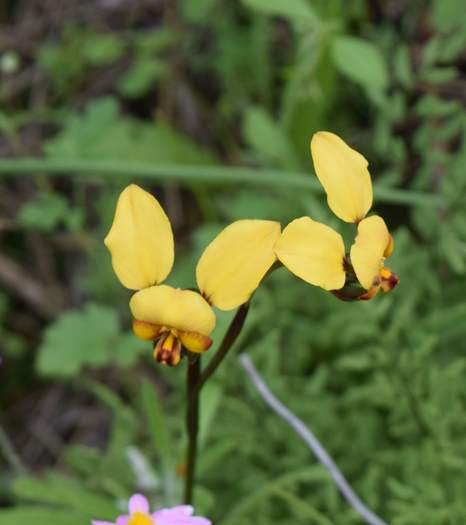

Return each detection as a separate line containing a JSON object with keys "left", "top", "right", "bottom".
{"left": 179, "top": 331, "right": 213, "bottom": 354}
{"left": 104, "top": 184, "right": 174, "bottom": 290}
{"left": 132, "top": 320, "right": 162, "bottom": 341}
{"left": 196, "top": 220, "right": 281, "bottom": 310}
{"left": 310, "top": 131, "right": 373, "bottom": 223}
{"left": 274, "top": 217, "right": 346, "bottom": 290}
{"left": 350, "top": 215, "right": 391, "bottom": 290}
{"left": 130, "top": 285, "right": 216, "bottom": 336}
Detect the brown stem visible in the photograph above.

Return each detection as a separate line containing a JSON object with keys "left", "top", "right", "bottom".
{"left": 197, "top": 303, "right": 250, "bottom": 392}
{"left": 183, "top": 302, "right": 250, "bottom": 504}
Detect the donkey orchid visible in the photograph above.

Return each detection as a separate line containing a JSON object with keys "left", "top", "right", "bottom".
{"left": 275, "top": 131, "right": 399, "bottom": 300}
{"left": 105, "top": 184, "right": 280, "bottom": 365}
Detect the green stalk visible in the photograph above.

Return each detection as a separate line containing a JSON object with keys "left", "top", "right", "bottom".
{"left": 0, "top": 158, "right": 442, "bottom": 207}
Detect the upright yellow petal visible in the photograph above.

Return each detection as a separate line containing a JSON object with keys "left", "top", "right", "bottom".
{"left": 196, "top": 220, "right": 281, "bottom": 310}
{"left": 130, "top": 285, "right": 216, "bottom": 336}
{"left": 350, "top": 215, "right": 391, "bottom": 290}
{"left": 274, "top": 217, "right": 346, "bottom": 290}
{"left": 310, "top": 131, "right": 373, "bottom": 223}
{"left": 104, "top": 184, "right": 174, "bottom": 290}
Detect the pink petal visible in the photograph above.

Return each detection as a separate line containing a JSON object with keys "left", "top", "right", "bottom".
{"left": 116, "top": 517, "right": 129, "bottom": 525}
{"left": 128, "top": 494, "right": 150, "bottom": 514}
{"left": 172, "top": 506, "right": 194, "bottom": 516}
{"left": 153, "top": 506, "right": 211, "bottom": 525}
{"left": 153, "top": 506, "right": 193, "bottom": 518}
{"left": 92, "top": 521, "right": 115, "bottom": 525}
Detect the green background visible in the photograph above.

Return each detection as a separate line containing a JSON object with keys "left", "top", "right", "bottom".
{"left": 0, "top": 0, "right": 465, "bottom": 523}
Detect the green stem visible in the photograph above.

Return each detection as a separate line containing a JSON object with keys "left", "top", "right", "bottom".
{"left": 184, "top": 356, "right": 201, "bottom": 505}
{"left": 183, "top": 303, "right": 250, "bottom": 504}
{"left": 0, "top": 158, "right": 442, "bottom": 207}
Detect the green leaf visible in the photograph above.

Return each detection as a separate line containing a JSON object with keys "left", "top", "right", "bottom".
{"left": 420, "top": 66, "right": 457, "bottom": 84}
{"left": 113, "top": 333, "right": 146, "bottom": 367}
{"left": 0, "top": 507, "right": 86, "bottom": 525}
{"left": 45, "top": 98, "right": 215, "bottom": 165}
{"left": 140, "top": 379, "right": 173, "bottom": 464}
{"left": 243, "top": 106, "right": 299, "bottom": 169}
{"left": 432, "top": 0, "right": 466, "bottom": 31}
{"left": 82, "top": 32, "right": 126, "bottom": 66}
{"left": 118, "top": 58, "right": 166, "bottom": 98}
{"left": 181, "top": 0, "right": 217, "bottom": 23}
{"left": 13, "top": 472, "right": 116, "bottom": 518}
{"left": 199, "top": 381, "right": 223, "bottom": 446}
{"left": 241, "top": 0, "right": 318, "bottom": 26}
{"left": 332, "top": 36, "right": 389, "bottom": 89}
{"left": 17, "top": 191, "right": 82, "bottom": 232}
{"left": 36, "top": 303, "right": 119, "bottom": 377}
{"left": 394, "top": 45, "right": 413, "bottom": 88}
{"left": 135, "top": 29, "right": 179, "bottom": 55}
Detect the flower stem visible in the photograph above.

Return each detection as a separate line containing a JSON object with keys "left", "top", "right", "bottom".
{"left": 183, "top": 302, "right": 250, "bottom": 504}
{"left": 197, "top": 303, "right": 250, "bottom": 392}
{"left": 184, "top": 355, "right": 201, "bottom": 504}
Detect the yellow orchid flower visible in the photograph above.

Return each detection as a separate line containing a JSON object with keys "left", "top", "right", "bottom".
{"left": 275, "top": 131, "right": 399, "bottom": 300}
{"left": 105, "top": 184, "right": 280, "bottom": 365}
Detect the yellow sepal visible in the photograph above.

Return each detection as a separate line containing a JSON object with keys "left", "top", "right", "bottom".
{"left": 196, "top": 220, "right": 281, "bottom": 310}
{"left": 130, "top": 285, "right": 216, "bottom": 336}
{"left": 274, "top": 217, "right": 346, "bottom": 291}
{"left": 104, "top": 184, "right": 174, "bottom": 290}
{"left": 350, "top": 215, "right": 391, "bottom": 290}
{"left": 310, "top": 132, "right": 373, "bottom": 223}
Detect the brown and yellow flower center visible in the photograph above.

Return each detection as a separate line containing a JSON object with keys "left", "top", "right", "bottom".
{"left": 132, "top": 319, "right": 213, "bottom": 366}
{"left": 154, "top": 331, "right": 182, "bottom": 366}
{"left": 379, "top": 267, "right": 399, "bottom": 292}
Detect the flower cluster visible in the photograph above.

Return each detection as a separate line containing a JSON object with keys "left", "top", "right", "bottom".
{"left": 93, "top": 494, "right": 210, "bottom": 525}
{"left": 105, "top": 132, "right": 398, "bottom": 366}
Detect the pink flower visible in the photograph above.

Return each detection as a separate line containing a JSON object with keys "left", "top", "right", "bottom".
{"left": 92, "top": 494, "right": 211, "bottom": 525}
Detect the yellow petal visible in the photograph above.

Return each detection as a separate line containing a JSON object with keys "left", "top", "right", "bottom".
{"left": 130, "top": 285, "right": 216, "bottom": 336}
{"left": 310, "top": 131, "right": 373, "bottom": 223}
{"left": 274, "top": 217, "right": 346, "bottom": 290}
{"left": 384, "top": 234, "right": 395, "bottom": 258}
{"left": 132, "top": 319, "right": 162, "bottom": 341}
{"left": 350, "top": 215, "right": 391, "bottom": 290}
{"left": 196, "top": 220, "right": 281, "bottom": 310}
{"left": 104, "top": 184, "right": 174, "bottom": 290}
{"left": 179, "top": 331, "right": 213, "bottom": 354}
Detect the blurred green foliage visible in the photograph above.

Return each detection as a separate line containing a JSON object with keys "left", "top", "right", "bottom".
{"left": 0, "top": 0, "right": 465, "bottom": 524}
